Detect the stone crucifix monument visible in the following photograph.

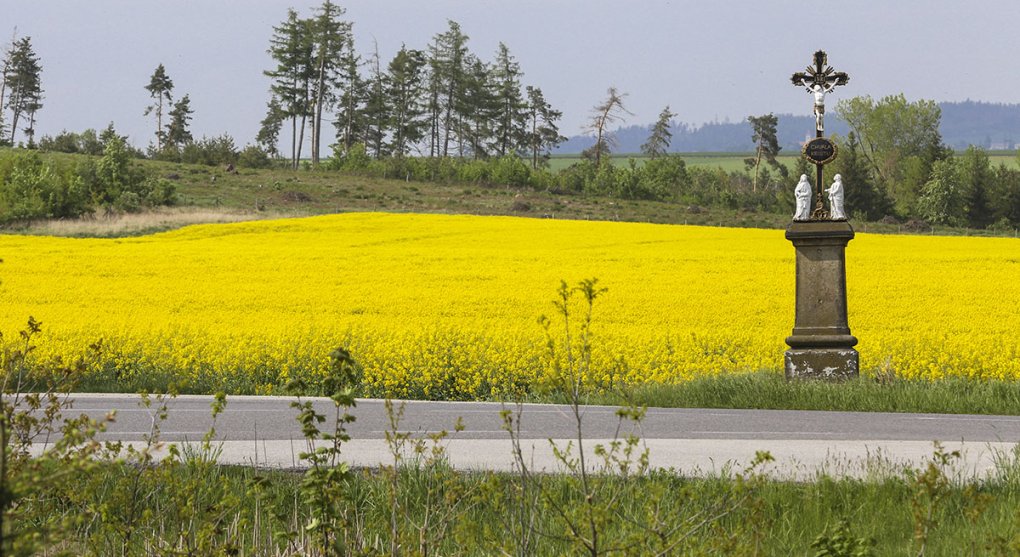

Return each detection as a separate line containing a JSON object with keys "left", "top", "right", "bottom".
{"left": 784, "top": 50, "right": 858, "bottom": 380}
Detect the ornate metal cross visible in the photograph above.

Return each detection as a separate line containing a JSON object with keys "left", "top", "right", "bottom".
{"left": 791, "top": 51, "right": 849, "bottom": 94}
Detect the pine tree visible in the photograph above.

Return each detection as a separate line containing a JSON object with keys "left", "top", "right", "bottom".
{"left": 428, "top": 20, "right": 470, "bottom": 157}
{"left": 424, "top": 37, "right": 443, "bottom": 158}
{"left": 641, "top": 105, "right": 675, "bottom": 158}
{"left": 744, "top": 113, "right": 785, "bottom": 192}
{"left": 3, "top": 37, "right": 43, "bottom": 146}
{"left": 490, "top": 43, "right": 527, "bottom": 157}
{"left": 165, "top": 94, "right": 194, "bottom": 149}
{"left": 333, "top": 47, "right": 365, "bottom": 154}
{"left": 461, "top": 55, "right": 496, "bottom": 159}
{"left": 265, "top": 9, "right": 313, "bottom": 169}
{"left": 144, "top": 64, "right": 174, "bottom": 151}
{"left": 361, "top": 43, "right": 389, "bottom": 158}
{"left": 385, "top": 46, "right": 427, "bottom": 156}
{"left": 524, "top": 85, "right": 565, "bottom": 169}
{"left": 257, "top": 95, "right": 286, "bottom": 157}
{"left": 307, "top": 1, "right": 350, "bottom": 167}
{"left": 960, "top": 145, "right": 993, "bottom": 228}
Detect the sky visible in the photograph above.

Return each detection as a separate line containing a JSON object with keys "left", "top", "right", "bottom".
{"left": 3, "top": 1, "right": 1020, "bottom": 152}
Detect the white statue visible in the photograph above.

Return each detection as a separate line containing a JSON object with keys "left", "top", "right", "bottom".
{"left": 797, "top": 81, "right": 839, "bottom": 132}
{"left": 793, "top": 174, "right": 812, "bottom": 221}
{"left": 827, "top": 173, "right": 847, "bottom": 220}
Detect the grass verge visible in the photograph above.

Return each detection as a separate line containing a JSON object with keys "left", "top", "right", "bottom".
{"left": 22, "top": 450, "right": 1020, "bottom": 556}
{"left": 67, "top": 370, "right": 1020, "bottom": 416}
{"left": 556, "top": 371, "right": 1020, "bottom": 415}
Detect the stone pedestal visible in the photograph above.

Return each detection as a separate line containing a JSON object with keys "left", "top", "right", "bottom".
{"left": 785, "top": 220, "right": 858, "bottom": 380}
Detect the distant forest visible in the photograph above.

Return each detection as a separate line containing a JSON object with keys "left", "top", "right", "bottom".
{"left": 557, "top": 101, "right": 1020, "bottom": 154}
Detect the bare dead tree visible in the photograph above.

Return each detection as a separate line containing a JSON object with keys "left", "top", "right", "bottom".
{"left": 583, "top": 86, "right": 631, "bottom": 168}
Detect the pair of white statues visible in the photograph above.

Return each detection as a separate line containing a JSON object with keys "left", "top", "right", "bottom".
{"left": 793, "top": 173, "right": 846, "bottom": 221}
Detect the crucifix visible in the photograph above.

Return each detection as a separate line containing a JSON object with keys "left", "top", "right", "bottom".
{"left": 791, "top": 51, "right": 849, "bottom": 220}
{"left": 783, "top": 50, "right": 858, "bottom": 382}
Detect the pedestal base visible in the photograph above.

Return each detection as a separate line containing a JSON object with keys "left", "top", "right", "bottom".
{"left": 785, "top": 348, "right": 859, "bottom": 381}
{"left": 784, "top": 220, "right": 858, "bottom": 381}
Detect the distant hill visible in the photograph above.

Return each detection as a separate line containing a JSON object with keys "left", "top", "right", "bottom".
{"left": 555, "top": 101, "right": 1020, "bottom": 154}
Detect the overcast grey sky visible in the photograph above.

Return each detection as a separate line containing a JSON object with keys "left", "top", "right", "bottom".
{"left": 3, "top": 1, "right": 1018, "bottom": 150}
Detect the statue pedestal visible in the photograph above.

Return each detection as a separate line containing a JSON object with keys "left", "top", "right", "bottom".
{"left": 784, "top": 220, "right": 858, "bottom": 380}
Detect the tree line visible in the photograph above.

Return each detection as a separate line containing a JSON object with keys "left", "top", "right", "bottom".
{"left": 255, "top": 3, "right": 565, "bottom": 171}
{"left": 827, "top": 94, "right": 1019, "bottom": 229}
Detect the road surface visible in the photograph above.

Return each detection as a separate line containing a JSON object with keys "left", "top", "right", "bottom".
{"left": 32, "top": 394, "right": 1020, "bottom": 480}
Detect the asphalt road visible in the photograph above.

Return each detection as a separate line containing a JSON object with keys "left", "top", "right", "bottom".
{"left": 32, "top": 394, "right": 1020, "bottom": 480}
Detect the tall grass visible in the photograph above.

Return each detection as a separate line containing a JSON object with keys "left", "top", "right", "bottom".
{"left": 6, "top": 207, "right": 261, "bottom": 237}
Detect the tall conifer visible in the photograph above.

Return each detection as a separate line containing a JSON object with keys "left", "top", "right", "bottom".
{"left": 144, "top": 64, "right": 174, "bottom": 151}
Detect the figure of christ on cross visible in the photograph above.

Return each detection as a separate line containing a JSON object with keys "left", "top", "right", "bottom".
{"left": 805, "top": 83, "right": 833, "bottom": 132}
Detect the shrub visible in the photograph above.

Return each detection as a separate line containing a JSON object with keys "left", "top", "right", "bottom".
{"left": 639, "top": 154, "right": 690, "bottom": 201}
{"left": 237, "top": 144, "right": 273, "bottom": 169}
{"left": 114, "top": 191, "right": 143, "bottom": 213}
{"left": 72, "top": 138, "right": 174, "bottom": 211}
{"left": 489, "top": 155, "right": 531, "bottom": 187}
{"left": 39, "top": 128, "right": 107, "bottom": 156}
{"left": 179, "top": 135, "right": 239, "bottom": 166}
{"left": 0, "top": 150, "right": 90, "bottom": 222}
{"left": 455, "top": 159, "right": 490, "bottom": 184}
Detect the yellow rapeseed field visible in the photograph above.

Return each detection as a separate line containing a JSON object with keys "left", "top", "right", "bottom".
{"left": 0, "top": 212, "right": 1017, "bottom": 397}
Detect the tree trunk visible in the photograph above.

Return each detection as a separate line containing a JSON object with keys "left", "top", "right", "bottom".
{"left": 295, "top": 78, "right": 309, "bottom": 169}
{"left": 290, "top": 115, "right": 298, "bottom": 169}
{"left": 343, "top": 92, "right": 354, "bottom": 152}
{"left": 297, "top": 113, "right": 306, "bottom": 169}
{"left": 156, "top": 96, "right": 164, "bottom": 151}
{"left": 0, "top": 56, "right": 8, "bottom": 139}
{"left": 442, "top": 80, "right": 455, "bottom": 157}
{"left": 430, "top": 88, "right": 439, "bottom": 157}
{"left": 26, "top": 110, "right": 36, "bottom": 144}
{"left": 312, "top": 57, "right": 327, "bottom": 167}
{"left": 9, "top": 103, "right": 21, "bottom": 145}
{"left": 393, "top": 103, "right": 403, "bottom": 155}
{"left": 752, "top": 143, "right": 762, "bottom": 193}
{"left": 531, "top": 112, "right": 538, "bottom": 169}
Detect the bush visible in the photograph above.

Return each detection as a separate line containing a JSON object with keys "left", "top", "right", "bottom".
{"left": 326, "top": 142, "right": 372, "bottom": 172}
{"left": 456, "top": 159, "right": 490, "bottom": 184}
{"left": 0, "top": 150, "right": 90, "bottom": 222}
{"left": 556, "top": 160, "right": 596, "bottom": 194}
{"left": 143, "top": 178, "right": 177, "bottom": 207}
{"left": 114, "top": 191, "right": 143, "bottom": 213}
{"left": 639, "top": 154, "right": 690, "bottom": 201}
{"left": 179, "top": 135, "right": 239, "bottom": 166}
{"left": 74, "top": 138, "right": 174, "bottom": 211}
{"left": 237, "top": 144, "right": 273, "bottom": 169}
{"left": 39, "top": 126, "right": 132, "bottom": 157}
{"left": 39, "top": 130, "right": 84, "bottom": 154}
{"left": 489, "top": 155, "right": 531, "bottom": 187}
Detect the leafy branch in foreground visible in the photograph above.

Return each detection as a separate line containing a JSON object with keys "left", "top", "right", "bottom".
{"left": 285, "top": 347, "right": 359, "bottom": 556}
{"left": 1, "top": 317, "right": 110, "bottom": 556}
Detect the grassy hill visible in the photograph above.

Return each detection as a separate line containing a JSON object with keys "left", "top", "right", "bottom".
{"left": 0, "top": 148, "right": 796, "bottom": 236}
{"left": 1, "top": 148, "right": 1016, "bottom": 238}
